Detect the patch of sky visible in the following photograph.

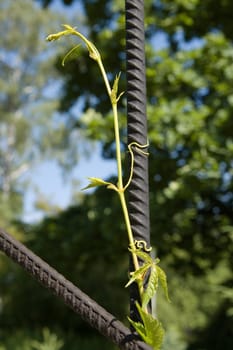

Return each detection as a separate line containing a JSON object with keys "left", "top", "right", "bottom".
{"left": 150, "top": 30, "right": 169, "bottom": 51}
{"left": 50, "top": 0, "right": 84, "bottom": 15}
{"left": 23, "top": 141, "right": 117, "bottom": 222}
{"left": 174, "top": 29, "right": 205, "bottom": 51}
{"left": 150, "top": 27, "right": 205, "bottom": 52}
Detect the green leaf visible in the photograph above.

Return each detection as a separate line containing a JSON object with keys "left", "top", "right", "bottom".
{"left": 112, "top": 73, "right": 120, "bottom": 93}
{"left": 129, "top": 302, "right": 165, "bottom": 350}
{"left": 111, "top": 73, "right": 124, "bottom": 104}
{"left": 157, "top": 266, "right": 171, "bottom": 303}
{"left": 125, "top": 263, "right": 151, "bottom": 288}
{"left": 129, "top": 248, "right": 154, "bottom": 264}
{"left": 137, "top": 303, "right": 165, "bottom": 350}
{"left": 128, "top": 317, "right": 146, "bottom": 341}
{"left": 127, "top": 317, "right": 147, "bottom": 339}
{"left": 82, "top": 177, "right": 116, "bottom": 191}
{"left": 142, "top": 265, "right": 159, "bottom": 309}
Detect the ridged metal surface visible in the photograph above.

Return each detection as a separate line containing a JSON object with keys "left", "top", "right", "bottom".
{"left": 125, "top": 0, "right": 150, "bottom": 247}
{"left": 125, "top": 0, "right": 151, "bottom": 321}
{"left": 0, "top": 228, "right": 152, "bottom": 350}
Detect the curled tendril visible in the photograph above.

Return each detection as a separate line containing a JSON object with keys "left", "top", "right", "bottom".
{"left": 134, "top": 240, "right": 152, "bottom": 252}
{"left": 123, "top": 141, "right": 149, "bottom": 191}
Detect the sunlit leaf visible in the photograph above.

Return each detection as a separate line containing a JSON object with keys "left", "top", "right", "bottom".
{"left": 127, "top": 317, "right": 147, "bottom": 339}
{"left": 111, "top": 73, "right": 124, "bottom": 104}
{"left": 125, "top": 263, "right": 151, "bottom": 288}
{"left": 129, "top": 248, "right": 154, "bottom": 264}
{"left": 82, "top": 177, "right": 116, "bottom": 191}
{"left": 142, "top": 265, "right": 159, "bottom": 309}
{"left": 157, "top": 266, "right": 171, "bottom": 303}
{"left": 112, "top": 73, "right": 120, "bottom": 95}
{"left": 129, "top": 302, "right": 165, "bottom": 350}
{"left": 137, "top": 303, "right": 165, "bottom": 350}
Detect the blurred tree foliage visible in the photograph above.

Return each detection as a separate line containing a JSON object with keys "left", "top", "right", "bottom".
{"left": 1, "top": 0, "right": 233, "bottom": 349}
{"left": 0, "top": 0, "right": 83, "bottom": 226}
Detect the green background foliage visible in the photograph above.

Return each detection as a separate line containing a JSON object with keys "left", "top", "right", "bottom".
{"left": 0, "top": 0, "right": 232, "bottom": 349}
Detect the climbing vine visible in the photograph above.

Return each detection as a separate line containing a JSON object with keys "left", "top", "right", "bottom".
{"left": 47, "top": 24, "right": 170, "bottom": 350}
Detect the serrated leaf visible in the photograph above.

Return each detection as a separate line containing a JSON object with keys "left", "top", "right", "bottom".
{"left": 82, "top": 177, "right": 113, "bottom": 190}
{"left": 129, "top": 248, "right": 153, "bottom": 264}
{"left": 142, "top": 265, "right": 159, "bottom": 309}
{"left": 136, "top": 302, "right": 165, "bottom": 350}
{"left": 125, "top": 263, "right": 151, "bottom": 288}
{"left": 127, "top": 317, "right": 147, "bottom": 339}
{"left": 157, "top": 266, "right": 171, "bottom": 302}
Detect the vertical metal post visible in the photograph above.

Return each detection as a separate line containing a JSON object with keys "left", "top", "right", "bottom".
{"left": 125, "top": 0, "right": 150, "bottom": 322}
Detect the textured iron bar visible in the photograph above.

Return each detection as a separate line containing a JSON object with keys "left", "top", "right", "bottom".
{"left": 125, "top": 0, "right": 151, "bottom": 321}
{"left": 0, "top": 228, "right": 152, "bottom": 350}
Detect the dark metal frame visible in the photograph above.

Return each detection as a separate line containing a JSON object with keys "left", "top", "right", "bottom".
{"left": 0, "top": 1, "right": 151, "bottom": 348}
{"left": 0, "top": 228, "right": 151, "bottom": 350}
{"left": 125, "top": 0, "right": 150, "bottom": 322}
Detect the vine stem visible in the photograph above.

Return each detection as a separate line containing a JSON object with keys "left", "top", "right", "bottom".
{"left": 113, "top": 106, "right": 144, "bottom": 301}
{"left": 97, "top": 57, "right": 144, "bottom": 300}
{"left": 46, "top": 29, "right": 143, "bottom": 290}
{"left": 98, "top": 60, "right": 112, "bottom": 97}
{"left": 112, "top": 104, "right": 123, "bottom": 189}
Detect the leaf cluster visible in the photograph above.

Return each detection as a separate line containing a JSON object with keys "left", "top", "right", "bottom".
{"left": 126, "top": 249, "right": 170, "bottom": 310}
{"left": 129, "top": 302, "right": 165, "bottom": 350}
{"left": 124, "top": 247, "right": 170, "bottom": 349}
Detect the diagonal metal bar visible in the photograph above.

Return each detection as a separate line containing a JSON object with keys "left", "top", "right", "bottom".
{"left": 125, "top": 0, "right": 151, "bottom": 321}
{"left": 0, "top": 228, "right": 152, "bottom": 350}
